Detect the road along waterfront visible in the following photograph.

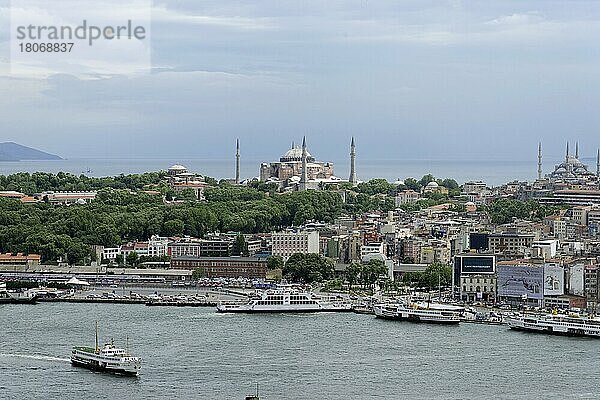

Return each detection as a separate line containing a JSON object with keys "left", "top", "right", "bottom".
{"left": 1, "top": 303, "right": 598, "bottom": 400}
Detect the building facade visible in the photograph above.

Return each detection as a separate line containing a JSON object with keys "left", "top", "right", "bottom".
{"left": 271, "top": 231, "right": 320, "bottom": 260}
{"left": 170, "top": 256, "right": 267, "bottom": 279}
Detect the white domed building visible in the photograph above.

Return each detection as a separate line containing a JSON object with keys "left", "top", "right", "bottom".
{"left": 168, "top": 164, "right": 188, "bottom": 176}
{"left": 549, "top": 143, "right": 597, "bottom": 183}
{"left": 423, "top": 181, "right": 448, "bottom": 195}
{"left": 259, "top": 142, "right": 335, "bottom": 186}
{"left": 166, "top": 163, "right": 207, "bottom": 200}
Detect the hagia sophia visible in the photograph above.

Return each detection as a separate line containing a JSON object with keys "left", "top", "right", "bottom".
{"left": 259, "top": 137, "right": 357, "bottom": 190}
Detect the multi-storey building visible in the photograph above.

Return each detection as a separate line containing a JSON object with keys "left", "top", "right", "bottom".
{"left": 170, "top": 256, "right": 267, "bottom": 279}
{"left": 584, "top": 265, "right": 599, "bottom": 305}
{"left": 395, "top": 190, "right": 420, "bottom": 206}
{"left": 0, "top": 253, "right": 41, "bottom": 266}
{"left": 488, "top": 232, "right": 535, "bottom": 255}
{"left": 168, "top": 238, "right": 233, "bottom": 258}
{"left": 419, "top": 240, "right": 451, "bottom": 265}
{"left": 271, "top": 231, "right": 320, "bottom": 260}
{"left": 462, "top": 181, "right": 488, "bottom": 194}
{"left": 360, "top": 242, "right": 385, "bottom": 260}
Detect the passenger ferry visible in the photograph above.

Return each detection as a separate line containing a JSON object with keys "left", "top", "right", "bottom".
{"left": 373, "top": 301, "right": 462, "bottom": 324}
{"left": 0, "top": 282, "right": 37, "bottom": 304}
{"left": 216, "top": 286, "right": 352, "bottom": 313}
{"left": 507, "top": 313, "right": 600, "bottom": 338}
{"left": 71, "top": 322, "right": 141, "bottom": 375}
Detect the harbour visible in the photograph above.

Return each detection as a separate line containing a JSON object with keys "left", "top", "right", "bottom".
{"left": 1, "top": 302, "right": 599, "bottom": 400}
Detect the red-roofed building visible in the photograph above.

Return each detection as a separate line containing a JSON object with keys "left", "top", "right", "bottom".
{"left": 0, "top": 253, "right": 41, "bottom": 266}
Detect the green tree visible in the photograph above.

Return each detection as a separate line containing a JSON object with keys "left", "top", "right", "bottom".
{"left": 178, "top": 188, "right": 198, "bottom": 202}
{"left": 419, "top": 174, "right": 435, "bottom": 188}
{"left": 126, "top": 251, "right": 139, "bottom": 267}
{"left": 283, "top": 253, "right": 335, "bottom": 283}
{"left": 361, "top": 259, "right": 388, "bottom": 289}
{"left": 403, "top": 178, "right": 421, "bottom": 192}
{"left": 267, "top": 255, "right": 284, "bottom": 271}
{"left": 345, "top": 262, "right": 362, "bottom": 291}
{"left": 441, "top": 178, "right": 459, "bottom": 190}
{"left": 114, "top": 254, "right": 124, "bottom": 267}
{"left": 163, "top": 219, "right": 184, "bottom": 236}
{"left": 232, "top": 234, "right": 248, "bottom": 256}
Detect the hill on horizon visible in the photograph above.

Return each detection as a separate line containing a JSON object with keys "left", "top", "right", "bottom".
{"left": 0, "top": 142, "right": 62, "bottom": 161}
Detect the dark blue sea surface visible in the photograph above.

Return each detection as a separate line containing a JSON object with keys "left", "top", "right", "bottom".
{"left": 0, "top": 303, "right": 598, "bottom": 399}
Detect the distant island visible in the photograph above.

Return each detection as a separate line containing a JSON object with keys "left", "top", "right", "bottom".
{"left": 0, "top": 142, "right": 62, "bottom": 161}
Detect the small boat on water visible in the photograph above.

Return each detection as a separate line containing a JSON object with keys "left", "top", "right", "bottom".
{"left": 507, "top": 313, "right": 600, "bottom": 338}
{"left": 352, "top": 304, "right": 375, "bottom": 315}
{"left": 0, "top": 282, "right": 37, "bottom": 304}
{"left": 71, "top": 322, "right": 141, "bottom": 376}
{"left": 217, "top": 285, "right": 352, "bottom": 313}
{"left": 374, "top": 301, "right": 462, "bottom": 324}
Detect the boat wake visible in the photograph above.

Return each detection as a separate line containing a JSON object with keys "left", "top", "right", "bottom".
{"left": 0, "top": 353, "right": 70, "bottom": 363}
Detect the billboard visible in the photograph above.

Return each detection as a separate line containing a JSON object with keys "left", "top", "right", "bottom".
{"left": 543, "top": 265, "right": 564, "bottom": 296}
{"left": 497, "top": 264, "right": 543, "bottom": 300}
{"left": 569, "top": 264, "right": 585, "bottom": 296}
{"left": 458, "top": 255, "right": 495, "bottom": 274}
{"left": 453, "top": 254, "right": 495, "bottom": 292}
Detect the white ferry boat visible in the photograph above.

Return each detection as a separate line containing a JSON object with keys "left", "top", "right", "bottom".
{"left": 373, "top": 302, "right": 462, "bottom": 324}
{"left": 71, "top": 323, "right": 141, "bottom": 376}
{"left": 507, "top": 313, "right": 600, "bottom": 338}
{"left": 216, "top": 287, "right": 352, "bottom": 313}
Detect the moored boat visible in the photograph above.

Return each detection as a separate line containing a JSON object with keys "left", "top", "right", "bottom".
{"left": 217, "top": 286, "right": 352, "bottom": 313}
{"left": 0, "top": 282, "right": 37, "bottom": 304}
{"left": 352, "top": 304, "right": 375, "bottom": 315}
{"left": 507, "top": 313, "right": 600, "bottom": 338}
{"left": 373, "top": 301, "right": 462, "bottom": 324}
{"left": 70, "top": 322, "right": 141, "bottom": 375}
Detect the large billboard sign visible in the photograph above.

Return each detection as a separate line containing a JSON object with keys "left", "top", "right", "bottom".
{"left": 569, "top": 264, "right": 585, "bottom": 296}
{"left": 457, "top": 255, "right": 495, "bottom": 274}
{"left": 497, "top": 264, "right": 543, "bottom": 300}
{"left": 543, "top": 265, "right": 564, "bottom": 296}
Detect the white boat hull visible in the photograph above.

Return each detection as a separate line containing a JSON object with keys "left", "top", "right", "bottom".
{"left": 217, "top": 303, "right": 352, "bottom": 313}
{"left": 374, "top": 304, "right": 461, "bottom": 324}
{"left": 71, "top": 347, "right": 141, "bottom": 376}
{"left": 71, "top": 356, "right": 140, "bottom": 375}
{"left": 507, "top": 317, "right": 600, "bottom": 338}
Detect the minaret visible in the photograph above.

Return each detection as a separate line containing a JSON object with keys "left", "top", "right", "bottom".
{"left": 566, "top": 141, "right": 569, "bottom": 162}
{"left": 235, "top": 138, "right": 240, "bottom": 184}
{"left": 597, "top": 148, "right": 600, "bottom": 178}
{"left": 349, "top": 137, "right": 357, "bottom": 186}
{"left": 537, "top": 142, "right": 542, "bottom": 180}
{"left": 299, "top": 136, "right": 307, "bottom": 191}
{"left": 576, "top": 141, "right": 579, "bottom": 159}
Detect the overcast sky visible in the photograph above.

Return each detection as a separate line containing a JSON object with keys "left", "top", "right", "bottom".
{"left": 1, "top": 0, "right": 599, "bottom": 162}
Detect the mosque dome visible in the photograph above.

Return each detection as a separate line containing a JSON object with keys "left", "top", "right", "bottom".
{"left": 168, "top": 164, "right": 188, "bottom": 175}
{"left": 280, "top": 146, "right": 315, "bottom": 162}
{"left": 426, "top": 181, "right": 439, "bottom": 188}
{"left": 551, "top": 154, "right": 591, "bottom": 179}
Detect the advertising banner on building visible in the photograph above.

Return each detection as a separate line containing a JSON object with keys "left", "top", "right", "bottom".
{"left": 543, "top": 264, "right": 564, "bottom": 296}
{"left": 497, "top": 264, "right": 543, "bottom": 300}
{"left": 569, "top": 264, "right": 585, "bottom": 296}
{"left": 459, "top": 255, "right": 495, "bottom": 274}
